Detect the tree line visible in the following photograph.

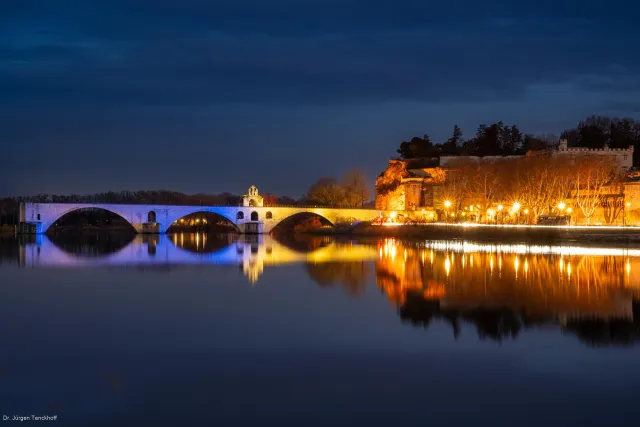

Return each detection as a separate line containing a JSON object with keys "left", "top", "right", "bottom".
{"left": 396, "top": 115, "right": 640, "bottom": 161}
{"left": 440, "top": 154, "right": 624, "bottom": 224}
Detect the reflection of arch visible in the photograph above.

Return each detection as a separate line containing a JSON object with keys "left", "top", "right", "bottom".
{"left": 237, "top": 211, "right": 244, "bottom": 220}
{"left": 170, "top": 233, "right": 234, "bottom": 254}
{"left": 266, "top": 211, "right": 273, "bottom": 219}
{"left": 148, "top": 211, "right": 156, "bottom": 223}
{"left": 46, "top": 207, "right": 136, "bottom": 233}
{"left": 48, "top": 232, "right": 135, "bottom": 257}
{"left": 251, "top": 211, "right": 259, "bottom": 221}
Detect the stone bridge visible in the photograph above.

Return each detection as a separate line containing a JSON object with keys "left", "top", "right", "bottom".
{"left": 18, "top": 186, "right": 425, "bottom": 234}
{"left": 19, "top": 202, "right": 399, "bottom": 234}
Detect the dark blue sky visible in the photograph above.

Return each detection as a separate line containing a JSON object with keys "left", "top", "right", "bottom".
{"left": 2, "top": 0, "right": 640, "bottom": 197}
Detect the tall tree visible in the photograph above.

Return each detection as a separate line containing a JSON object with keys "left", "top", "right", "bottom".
{"left": 441, "top": 125, "right": 463, "bottom": 155}
{"left": 397, "top": 135, "right": 436, "bottom": 159}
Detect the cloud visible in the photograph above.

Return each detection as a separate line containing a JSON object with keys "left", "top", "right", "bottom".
{"left": 1, "top": 1, "right": 639, "bottom": 108}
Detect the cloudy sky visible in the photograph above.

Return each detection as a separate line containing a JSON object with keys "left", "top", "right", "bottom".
{"left": 1, "top": 0, "right": 639, "bottom": 197}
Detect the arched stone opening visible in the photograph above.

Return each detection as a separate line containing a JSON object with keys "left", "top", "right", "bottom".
{"left": 249, "top": 199, "right": 258, "bottom": 207}
{"left": 266, "top": 211, "right": 273, "bottom": 219}
{"left": 166, "top": 211, "right": 240, "bottom": 234}
{"left": 46, "top": 207, "right": 136, "bottom": 234}
{"left": 148, "top": 211, "right": 156, "bottom": 223}
{"left": 237, "top": 211, "right": 244, "bottom": 220}
{"left": 270, "top": 212, "right": 333, "bottom": 234}
{"left": 251, "top": 211, "right": 259, "bottom": 221}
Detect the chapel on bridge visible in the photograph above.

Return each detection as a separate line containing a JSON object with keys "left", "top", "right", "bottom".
{"left": 242, "top": 185, "right": 264, "bottom": 207}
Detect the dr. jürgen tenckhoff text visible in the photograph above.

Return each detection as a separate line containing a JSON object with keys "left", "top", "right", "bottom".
{"left": 3, "top": 415, "right": 58, "bottom": 421}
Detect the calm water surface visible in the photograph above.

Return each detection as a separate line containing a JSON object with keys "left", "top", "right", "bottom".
{"left": 1, "top": 233, "right": 640, "bottom": 426}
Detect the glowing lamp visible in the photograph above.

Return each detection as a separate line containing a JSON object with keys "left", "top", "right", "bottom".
{"left": 497, "top": 205, "right": 503, "bottom": 211}
{"left": 512, "top": 202, "right": 521, "bottom": 212}
{"left": 558, "top": 202, "right": 566, "bottom": 211}
{"left": 566, "top": 207, "right": 572, "bottom": 214}
{"left": 444, "top": 200, "right": 452, "bottom": 208}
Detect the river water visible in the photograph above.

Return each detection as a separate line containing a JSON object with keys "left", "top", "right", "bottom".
{"left": 1, "top": 233, "right": 639, "bottom": 426}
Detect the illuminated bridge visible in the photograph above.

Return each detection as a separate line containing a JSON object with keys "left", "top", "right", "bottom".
{"left": 18, "top": 186, "right": 414, "bottom": 234}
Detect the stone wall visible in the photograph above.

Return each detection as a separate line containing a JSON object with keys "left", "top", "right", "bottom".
{"left": 375, "top": 160, "right": 409, "bottom": 210}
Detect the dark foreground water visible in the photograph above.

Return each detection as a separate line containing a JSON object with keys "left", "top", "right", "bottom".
{"left": 1, "top": 233, "right": 640, "bottom": 426}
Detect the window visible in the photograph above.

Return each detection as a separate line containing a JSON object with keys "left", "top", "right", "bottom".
{"left": 237, "top": 211, "right": 244, "bottom": 220}
{"left": 37, "top": 214, "right": 41, "bottom": 220}
{"left": 251, "top": 211, "right": 259, "bottom": 221}
{"left": 266, "top": 211, "right": 273, "bottom": 219}
{"left": 624, "top": 155, "right": 628, "bottom": 160}
{"left": 147, "top": 211, "right": 156, "bottom": 223}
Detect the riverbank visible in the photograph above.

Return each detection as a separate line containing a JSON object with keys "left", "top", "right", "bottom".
{"left": 301, "top": 223, "right": 640, "bottom": 245}
{"left": 0, "top": 225, "right": 15, "bottom": 235}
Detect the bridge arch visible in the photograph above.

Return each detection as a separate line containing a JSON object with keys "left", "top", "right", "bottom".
{"left": 165, "top": 210, "right": 240, "bottom": 234}
{"left": 44, "top": 206, "right": 136, "bottom": 234}
{"left": 269, "top": 211, "right": 334, "bottom": 233}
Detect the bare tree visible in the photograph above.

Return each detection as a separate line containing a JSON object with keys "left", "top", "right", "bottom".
{"left": 341, "top": 169, "right": 370, "bottom": 208}
{"left": 572, "top": 156, "right": 621, "bottom": 224}
{"left": 305, "top": 178, "right": 345, "bottom": 207}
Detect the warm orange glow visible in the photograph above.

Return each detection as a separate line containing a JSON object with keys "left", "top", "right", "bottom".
{"left": 497, "top": 205, "right": 503, "bottom": 211}
{"left": 558, "top": 202, "right": 566, "bottom": 211}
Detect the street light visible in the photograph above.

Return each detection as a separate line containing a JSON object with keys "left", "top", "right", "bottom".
{"left": 625, "top": 202, "right": 631, "bottom": 227}
{"left": 558, "top": 202, "right": 566, "bottom": 212}
{"left": 444, "top": 200, "right": 452, "bottom": 222}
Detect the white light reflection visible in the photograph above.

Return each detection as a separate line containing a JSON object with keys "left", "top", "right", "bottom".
{"left": 420, "top": 241, "right": 640, "bottom": 257}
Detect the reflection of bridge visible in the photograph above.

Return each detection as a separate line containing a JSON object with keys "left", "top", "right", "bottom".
{"left": 20, "top": 234, "right": 378, "bottom": 284}
{"left": 19, "top": 202, "right": 396, "bottom": 234}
